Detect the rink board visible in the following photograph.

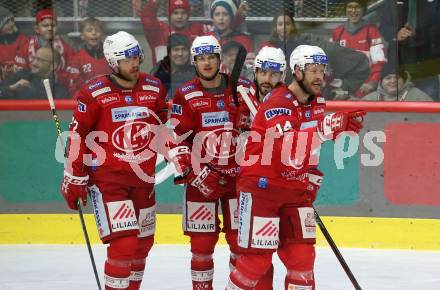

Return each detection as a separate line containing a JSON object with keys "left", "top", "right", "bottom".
{"left": 1, "top": 214, "right": 440, "bottom": 250}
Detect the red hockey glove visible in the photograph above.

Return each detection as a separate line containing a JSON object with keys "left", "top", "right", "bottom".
{"left": 169, "top": 146, "right": 192, "bottom": 184}
{"left": 306, "top": 168, "right": 323, "bottom": 202}
{"left": 188, "top": 166, "right": 231, "bottom": 200}
{"left": 60, "top": 171, "right": 89, "bottom": 210}
{"left": 227, "top": 100, "right": 250, "bottom": 132}
{"left": 318, "top": 110, "right": 366, "bottom": 141}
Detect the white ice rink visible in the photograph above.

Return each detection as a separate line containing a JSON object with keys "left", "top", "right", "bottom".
{"left": 1, "top": 245, "right": 439, "bottom": 290}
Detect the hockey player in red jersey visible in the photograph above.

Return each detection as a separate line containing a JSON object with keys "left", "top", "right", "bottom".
{"left": 251, "top": 46, "right": 288, "bottom": 104}
{"left": 59, "top": 31, "right": 167, "bottom": 290}
{"left": 236, "top": 45, "right": 290, "bottom": 290}
{"left": 227, "top": 45, "right": 365, "bottom": 290}
{"left": 67, "top": 17, "right": 111, "bottom": 94}
{"left": 168, "top": 35, "right": 252, "bottom": 290}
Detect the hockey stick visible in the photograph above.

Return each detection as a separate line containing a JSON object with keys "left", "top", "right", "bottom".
{"left": 230, "top": 45, "right": 248, "bottom": 107}
{"left": 314, "top": 209, "right": 362, "bottom": 289}
{"left": 237, "top": 85, "right": 362, "bottom": 290}
{"left": 43, "top": 79, "right": 102, "bottom": 290}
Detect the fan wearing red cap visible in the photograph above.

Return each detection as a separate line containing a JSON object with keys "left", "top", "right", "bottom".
{"left": 140, "top": 0, "right": 206, "bottom": 66}
{"left": 14, "top": 8, "right": 74, "bottom": 91}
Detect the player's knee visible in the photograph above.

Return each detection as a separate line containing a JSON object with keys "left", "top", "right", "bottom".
{"left": 278, "top": 243, "right": 315, "bottom": 284}
{"left": 108, "top": 235, "right": 139, "bottom": 260}
{"left": 190, "top": 234, "right": 218, "bottom": 255}
{"left": 105, "top": 236, "right": 139, "bottom": 289}
{"left": 128, "top": 238, "right": 153, "bottom": 289}
{"left": 228, "top": 254, "right": 272, "bottom": 290}
{"left": 278, "top": 243, "right": 315, "bottom": 271}
{"left": 236, "top": 253, "right": 273, "bottom": 281}
{"left": 134, "top": 236, "right": 154, "bottom": 258}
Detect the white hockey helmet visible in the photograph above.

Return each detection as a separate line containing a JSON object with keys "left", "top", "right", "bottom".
{"left": 289, "top": 45, "right": 328, "bottom": 73}
{"left": 190, "top": 35, "right": 222, "bottom": 65}
{"left": 103, "top": 31, "right": 144, "bottom": 72}
{"left": 254, "top": 46, "right": 287, "bottom": 80}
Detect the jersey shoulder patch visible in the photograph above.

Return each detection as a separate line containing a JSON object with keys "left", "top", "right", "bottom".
{"left": 86, "top": 75, "right": 108, "bottom": 92}
{"left": 316, "top": 97, "right": 325, "bottom": 104}
{"left": 238, "top": 77, "right": 251, "bottom": 87}
{"left": 179, "top": 80, "right": 198, "bottom": 94}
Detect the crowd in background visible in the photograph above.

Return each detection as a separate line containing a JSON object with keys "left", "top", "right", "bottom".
{"left": 0, "top": 0, "right": 439, "bottom": 101}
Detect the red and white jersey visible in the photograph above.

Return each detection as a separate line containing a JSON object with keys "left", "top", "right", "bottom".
{"left": 170, "top": 74, "right": 252, "bottom": 178}
{"left": 14, "top": 35, "right": 75, "bottom": 71}
{"left": 67, "top": 73, "right": 168, "bottom": 186}
{"left": 67, "top": 48, "right": 112, "bottom": 95}
{"left": 140, "top": 0, "right": 208, "bottom": 66}
{"left": 0, "top": 33, "right": 28, "bottom": 81}
{"left": 238, "top": 84, "right": 325, "bottom": 202}
{"left": 331, "top": 24, "right": 386, "bottom": 84}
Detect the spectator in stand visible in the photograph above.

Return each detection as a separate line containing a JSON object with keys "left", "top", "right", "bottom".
{"left": 362, "top": 61, "right": 432, "bottom": 102}
{"left": 208, "top": 0, "right": 253, "bottom": 54}
{"left": 151, "top": 33, "right": 195, "bottom": 100}
{"left": 0, "top": 47, "right": 69, "bottom": 99}
{"left": 67, "top": 17, "right": 111, "bottom": 94}
{"left": 331, "top": 0, "right": 387, "bottom": 98}
{"left": 14, "top": 8, "right": 75, "bottom": 73}
{"left": 0, "top": 6, "right": 28, "bottom": 81}
{"left": 264, "top": 11, "right": 370, "bottom": 100}
{"left": 140, "top": 0, "right": 209, "bottom": 66}
{"left": 378, "top": 0, "right": 440, "bottom": 101}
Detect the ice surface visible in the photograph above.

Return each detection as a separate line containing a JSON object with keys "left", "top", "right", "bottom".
{"left": 0, "top": 245, "right": 439, "bottom": 289}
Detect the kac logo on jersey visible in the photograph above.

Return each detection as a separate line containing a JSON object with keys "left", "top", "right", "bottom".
{"left": 78, "top": 100, "right": 86, "bottom": 112}
{"left": 305, "top": 110, "right": 311, "bottom": 119}
{"left": 125, "top": 95, "right": 133, "bottom": 104}
{"left": 264, "top": 108, "right": 292, "bottom": 120}
{"left": 216, "top": 99, "right": 225, "bottom": 110}
{"left": 172, "top": 104, "right": 182, "bottom": 115}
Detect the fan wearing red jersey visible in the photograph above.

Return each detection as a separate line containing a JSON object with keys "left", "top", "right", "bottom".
{"left": 168, "top": 35, "right": 252, "bottom": 290}
{"left": 14, "top": 8, "right": 75, "bottom": 88}
{"left": 227, "top": 45, "right": 365, "bottom": 290}
{"left": 0, "top": 6, "right": 28, "bottom": 81}
{"left": 140, "top": 0, "right": 208, "bottom": 66}
{"left": 60, "top": 31, "right": 167, "bottom": 290}
{"left": 331, "top": 0, "right": 387, "bottom": 98}
{"left": 67, "top": 17, "right": 111, "bottom": 94}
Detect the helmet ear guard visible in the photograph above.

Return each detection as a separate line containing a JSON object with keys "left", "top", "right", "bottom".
{"left": 103, "top": 31, "right": 144, "bottom": 73}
